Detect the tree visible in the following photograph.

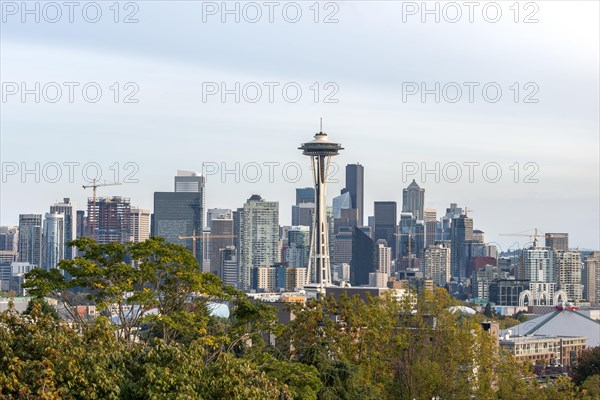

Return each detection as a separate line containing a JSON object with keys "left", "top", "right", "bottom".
{"left": 24, "top": 297, "right": 59, "bottom": 320}
{"left": 572, "top": 346, "right": 600, "bottom": 386}
{"left": 484, "top": 302, "right": 493, "bottom": 318}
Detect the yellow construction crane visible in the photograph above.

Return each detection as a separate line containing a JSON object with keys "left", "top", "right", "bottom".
{"left": 178, "top": 230, "right": 237, "bottom": 258}
{"left": 499, "top": 228, "right": 545, "bottom": 247}
{"left": 82, "top": 179, "right": 122, "bottom": 240}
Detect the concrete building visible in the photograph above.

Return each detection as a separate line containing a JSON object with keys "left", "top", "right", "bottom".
{"left": 43, "top": 212, "right": 64, "bottom": 271}
{"left": 585, "top": 251, "right": 600, "bottom": 305}
{"left": 489, "top": 279, "right": 530, "bottom": 306}
{"left": 472, "top": 265, "right": 508, "bottom": 300}
{"left": 88, "top": 196, "right": 131, "bottom": 245}
{"left": 18, "top": 214, "right": 42, "bottom": 266}
{"left": 521, "top": 246, "right": 553, "bottom": 283}
{"left": 500, "top": 335, "right": 586, "bottom": 367}
{"left": 130, "top": 208, "right": 150, "bottom": 243}
{"left": 376, "top": 241, "right": 392, "bottom": 276}
{"left": 424, "top": 243, "right": 451, "bottom": 287}
{"left": 206, "top": 208, "right": 232, "bottom": 229}
{"left": 553, "top": 251, "right": 583, "bottom": 301}
{"left": 239, "top": 195, "right": 279, "bottom": 290}
{"left": 545, "top": 233, "right": 569, "bottom": 251}
{"left": 49, "top": 198, "right": 76, "bottom": 259}
{"left": 252, "top": 266, "right": 277, "bottom": 292}
{"left": 369, "top": 272, "right": 389, "bottom": 288}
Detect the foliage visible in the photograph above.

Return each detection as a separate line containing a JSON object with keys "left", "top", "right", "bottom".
{"left": 0, "top": 238, "right": 591, "bottom": 399}
{"left": 572, "top": 346, "right": 600, "bottom": 386}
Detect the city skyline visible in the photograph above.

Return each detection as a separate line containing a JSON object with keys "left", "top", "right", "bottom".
{"left": 1, "top": 2, "right": 598, "bottom": 250}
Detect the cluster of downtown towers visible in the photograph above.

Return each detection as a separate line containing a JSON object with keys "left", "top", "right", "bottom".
{"left": 2, "top": 167, "right": 597, "bottom": 304}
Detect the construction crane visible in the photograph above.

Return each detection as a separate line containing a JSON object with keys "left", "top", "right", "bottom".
{"left": 178, "top": 230, "right": 237, "bottom": 258}
{"left": 82, "top": 179, "right": 122, "bottom": 240}
{"left": 499, "top": 228, "right": 545, "bottom": 247}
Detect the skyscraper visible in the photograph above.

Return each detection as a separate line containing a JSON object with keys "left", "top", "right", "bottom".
{"left": 402, "top": 180, "right": 425, "bottom": 220}
{"left": 344, "top": 164, "right": 364, "bottom": 226}
{"left": 0, "top": 226, "right": 18, "bottom": 265}
{"left": 450, "top": 214, "right": 473, "bottom": 281}
{"left": 424, "top": 208, "right": 438, "bottom": 247}
{"left": 521, "top": 246, "right": 553, "bottom": 283}
{"left": 239, "top": 195, "right": 279, "bottom": 290}
{"left": 374, "top": 201, "right": 397, "bottom": 259}
{"left": 424, "top": 243, "right": 451, "bottom": 287}
{"left": 285, "top": 226, "right": 310, "bottom": 268}
{"left": 206, "top": 208, "right": 232, "bottom": 229}
{"left": 88, "top": 196, "right": 131, "bottom": 245}
{"left": 585, "top": 251, "right": 600, "bottom": 305}
{"left": 545, "top": 233, "right": 569, "bottom": 251}
{"left": 76, "top": 210, "right": 86, "bottom": 238}
{"left": 350, "top": 226, "right": 375, "bottom": 286}
{"left": 153, "top": 172, "right": 205, "bottom": 264}
{"left": 376, "top": 240, "right": 392, "bottom": 276}
{"left": 209, "top": 215, "right": 234, "bottom": 278}
{"left": 553, "top": 250, "right": 583, "bottom": 301}
{"left": 50, "top": 198, "right": 76, "bottom": 259}
{"left": 130, "top": 208, "right": 151, "bottom": 243}
{"left": 43, "top": 212, "right": 64, "bottom": 271}
{"left": 18, "top": 214, "right": 42, "bottom": 266}
{"left": 295, "top": 187, "right": 315, "bottom": 205}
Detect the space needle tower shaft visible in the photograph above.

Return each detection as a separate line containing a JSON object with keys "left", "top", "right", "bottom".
{"left": 299, "top": 120, "right": 343, "bottom": 291}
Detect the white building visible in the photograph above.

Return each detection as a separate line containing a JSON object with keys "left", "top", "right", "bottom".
{"left": 130, "top": 208, "right": 150, "bottom": 243}
{"left": 424, "top": 243, "right": 451, "bottom": 286}
{"left": 240, "top": 195, "right": 279, "bottom": 290}
{"left": 43, "top": 212, "right": 64, "bottom": 271}
{"left": 377, "top": 242, "right": 392, "bottom": 275}
{"left": 554, "top": 251, "right": 583, "bottom": 301}
{"left": 521, "top": 246, "right": 553, "bottom": 283}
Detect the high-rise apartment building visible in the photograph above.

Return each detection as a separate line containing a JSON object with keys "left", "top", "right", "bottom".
{"left": 545, "top": 233, "right": 569, "bottom": 251}
{"left": 50, "top": 198, "right": 76, "bottom": 259}
{"left": 239, "top": 195, "right": 279, "bottom": 290}
{"left": 424, "top": 243, "right": 451, "bottom": 287}
{"left": 373, "top": 201, "right": 397, "bottom": 259}
{"left": 130, "top": 208, "right": 150, "bottom": 243}
{"left": 585, "top": 251, "right": 600, "bottom": 305}
{"left": 521, "top": 246, "right": 553, "bottom": 283}
{"left": 88, "top": 196, "right": 131, "bottom": 245}
{"left": 553, "top": 250, "right": 583, "bottom": 301}
{"left": 402, "top": 179, "right": 425, "bottom": 220}
{"left": 221, "top": 246, "right": 239, "bottom": 288}
{"left": 18, "top": 214, "right": 42, "bottom": 266}
{"left": 376, "top": 240, "right": 392, "bottom": 275}
{"left": 76, "top": 210, "right": 86, "bottom": 238}
{"left": 43, "top": 212, "right": 64, "bottom": 270}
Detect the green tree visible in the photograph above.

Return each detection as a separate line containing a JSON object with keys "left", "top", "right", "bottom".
{"left": 573, "top": 347, "right": 600, "bottom": 386}
{"left": 24, "top": 297, "right": 59, "bottom": 320}
{"left": 485, "top": 302, "right": 493, "bottom": 317}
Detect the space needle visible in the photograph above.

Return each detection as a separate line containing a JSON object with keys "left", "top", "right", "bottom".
{"left": 299, "top": 120, "right": 343, "bottom": 291}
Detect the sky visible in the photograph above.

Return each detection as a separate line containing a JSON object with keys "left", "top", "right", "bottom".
{"left": 1, "top": 0, "right": 599, "bottom": 251}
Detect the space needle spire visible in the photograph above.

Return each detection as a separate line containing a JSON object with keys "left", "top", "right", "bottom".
{"left": 299, "top": 120, "right": 344, "bottom": 291}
